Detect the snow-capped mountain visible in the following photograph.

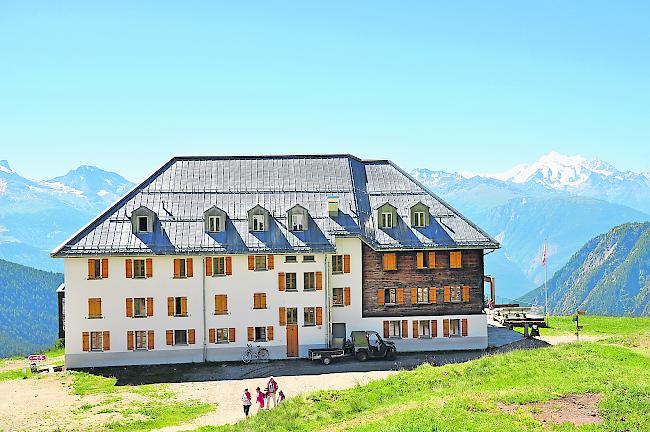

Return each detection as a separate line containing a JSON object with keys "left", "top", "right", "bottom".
{"left": 47, "top": 165, "right": 133, "bottom": 208}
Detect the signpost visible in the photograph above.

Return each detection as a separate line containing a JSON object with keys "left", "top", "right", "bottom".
{"left": 573, "top": 309, "right": 586, "bottom": 340}
{"left": 26, "top": 355, "right": 47, "bottom": 373}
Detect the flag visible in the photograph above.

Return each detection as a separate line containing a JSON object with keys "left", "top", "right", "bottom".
{"left": 542, "top": 242, "right": 547, "bottom": 266}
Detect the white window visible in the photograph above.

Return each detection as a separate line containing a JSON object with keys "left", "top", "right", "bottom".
{"left": 90, "top": 331, "right": 103, "bottom": 351}
{"left": 135, "top": 330, "right": 147, "bottom": 350}
{"left": 381, "top": 212, "right": 393, "bottom": 228}
{"left": 304, "top": 307, "right": 316, "bottom": 326}
{"left": 417, "top": 287, "right": 429, "bottom": 304}
{"left": 291, "top": 214, "right": 305, "bottom": 231}
{"left": 254, "top": 326, "right": 267, "bottom": 342}
{"left": 133, "top": 298, "right": 146, "bottom": 317}
{"left": 384, "top": 288, "right": 397, "bottom": 304}
{"left": 419, "top": 321, "right": 431, "bottom": 338}
{"left": 451, "top": 286, "right": 462, "bottom": 303}
{"left": 138, "top": 216, "right": 149, "bottom": 232}
{"left": 174, "top": 329, "right": 188, "bottom": 345}
{"left": 208, "top": 215, "right": 222, "bottom": 232}
{"left": 413, "top": 212, "right": 425, "bottom": 228}
{"left": 450, "top": 319, "right": 461, "bottom": 337}
{"left": 388, "top": 321, "right": 401, "bottom": 338}
{"left": 252, "top": 214, "right": 265, "bottom": 231}
{"left": 332, "top": 287, "right": 344, "bottom": 306}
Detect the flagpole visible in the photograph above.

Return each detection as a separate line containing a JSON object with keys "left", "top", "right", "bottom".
{"left": 544, "top": 239, "right": 549, "bottom": 327}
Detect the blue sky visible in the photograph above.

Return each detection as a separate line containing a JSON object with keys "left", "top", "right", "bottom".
{"left": 1, "top": 1, "right": 649, "bottom": 181}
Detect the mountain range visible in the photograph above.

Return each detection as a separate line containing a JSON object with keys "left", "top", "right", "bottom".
{"left": 519, "top": 222, "right": 650, "bottom": 316}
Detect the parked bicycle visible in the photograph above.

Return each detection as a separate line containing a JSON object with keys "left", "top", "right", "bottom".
{"left": 242, "top": 343, "right": 270, "bottom": 363}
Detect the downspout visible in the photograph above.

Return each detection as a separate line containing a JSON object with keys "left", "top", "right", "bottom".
{"left": 325, "top": 255, "right": 331, "bottom": 348}
{"left": 202, "top": 257, "right": 208, "bottom": 362}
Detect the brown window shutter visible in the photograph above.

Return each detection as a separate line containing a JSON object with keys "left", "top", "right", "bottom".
{"left": 429, "top": 287, "right": 437, "bottom": 304}
{"left": 416, "top": 252, "right": 424, "bottom": 269}
{"left": 316, "top": 307, "right": 323, "bottom": 325}
{"left": 103, "top": 331, "right": 110, "bottom": 351}
{"left": 343, "top": 255, "right": 351, "bottom": 273}
{"left": 101, "top": 258, "right": 109, "bottom": 278}
{"left": 382, "top": 253, "right": 392, "bottom": 270}
{"left": 462, "top": 319, "right": 468, "bottom": 337}
{"left": 82, "top": 332, "right": 90, "bottom": 352}
{"left": 377, "top": 289, "right": 385, "bottom": 305}
{"left": 462, "top": 286, "right": 470, "bottom": 302}
{"left": 126, "top": 298, "right": 133, "bottom": 318}
{"left": 88, "top": 259, "right": 95, "bottom": 279}
{"left": 187, "top": 258, "right": 193, "bottom": 277}
{"left": 188, "top": 329, "right": 196, "bottom": 344}
{"left": 344, "top": 287, "right": 351, "bottom": 306}
{"left": 383, "top": 321, "right": 389, "bottom": 338}
{"left": 443, "top": 319, "right": 450, "bottom": 337}
{"left": 279, "top": 307, "right": 286, "bottom": 326}
{"left": 145, "top": 258, "right": 153, "bottom": 278}
{"left": 253, "top": 293, "right": 259, "bottom": 309}
{"left": 166, "top": 330, "right": 173, "bottom": 345}
{"left": 247, "top": 326, "right": 254, "bottom": 341}
{"left": 315, "top": 272, "right": 323, "bottom": 290}
{"left": 443, "top": 286, "right": 451, "bottom": 303}
{"left": 229, "top": 328, "right": 236, "bottom": 342}
{"left": 431, "top": 320, "right": 438, "bottom": 337}
{"left": 225, "top": 257, "right": 232, "bottom": 275}
{"left": 412, "top": 320, "right": 419, "bottom": 338}
{"left": 167, "top": 297, "right": 174, "bottom": 316}
{"left": 147, "top": 330, "right": 155, "bottom": 350}
{"left": 146, "top": 297, "right": 154, "bottom": 317}
{"left": 397, "top": 288, "right": 404, "bottom": 305}
{"left": 125, "top": 259, "right": 133, "bottom": 278}
{"left": 267, "top": 326, "right": 274, "bottom": 341}
{"left": 214, "top": 295, "right": 219, "bottom": 314}
{"left": 181, "top": 297, "right": 188, "bottom": 316}
{"left": 401, "top": 320, "right": 408, "bottom": 338}
{"left": 206, "top": 257, "right": 213, "bottom": 276}
{"left": 261, "top": 293, "right": 267, "bottom": 309}
{"left": 173, "top": 259, "right": 180, "bottom": 278}
{"left": 248, "top": 255, "right": 254, "bottom": 270}
{"left": 209, "top": 328, "right": 215, "bottom": 343}
{"left": 278, "top": 272, "right": 286, "bottom": 291}
{"left": 450, "top": 251, "right": 462, "bottom": 269}
{"left": 429, "top": 252, "right": 436, "bottom": 269}
{"left": 267, "top": 255, "right": 274, "bottom": 270}
{"left": 127, "top": 331, "right": 134, "bottom": 351}
{"left": 411, "top": 288, "right": 417, "bottom": 305}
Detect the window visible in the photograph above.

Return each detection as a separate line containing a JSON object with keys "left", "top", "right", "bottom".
{"left": 133, "top": 259, "right": 146, "bottom": 278}
{"left": 381, "top": 212, "right": 393, "bottom": 228}
{"left": 134, "top": 298, "right": 147, "bottom": 317}
{"left": 419, "top": 321, "right": 431, "bottom": 338}
{"left": 138, "top": 216, "right": 149, "bottom": 232}
{"left": 286, "top": 307, "right": 298, "bottom": 325}
{"left": 450, "top": 286, "right": 462, "bottom": 303}
{"left": 285, "top": 273, "right": 297, "bottom": 291}
{"left": 89, "top": 259, "right": 101, "bottom": 279}
{"left": 302, "top": 255, "right": 315, "bottom": 263}
{"left": 253, "top": 293, "right": 267, "bottom": 309}
{"left": 207, "top": 215, "right": 222, "bottom": 232}
{"left": 88, "top": 298, "right": 102, "bottom": 319}
{"left": 174, "top": 329, "right": 188, "bottom": 345}
{"left": 135, "top": 330, "right": 148, "bottom": 350}
{"left": 174, "top": 297, "right": 187, "bottom": 316}
{"left": 449, "top": 319, "right": 461, "bottom": 337}
{"left": 304, "top": 272, "right": 316, "bottom": 291}
{"left": 254, "top": 326, "right": 267, "bottom": 342}
{"left": 413, "top": 211, "right": 425, "bottom": 228}
{"left": 304, "top": 307, "right": 316, "bottom": 326}
{"left": 215, "top": 294, "right": 228, "bottom": 315}
{"left": 384, "top": 288, "right": 397, "bottom": 305}
{"left": 216, "top": 328, "right": 229, "bottom": 343}
{"left": 332, "top": 255, "right": 343, "bottom": 273}
{"left": 252, "top": 214, "right": 265, "bottom": 231}
{"left": 332, "top": 288, "right": 344, "bottom": 306}
{"left": 90, "top": 331, "right": 103, "bottom": 351}
{"left": 291, "top": 214, "right": 305, "bottom": 231}
{"left": 417, "top": 287, "right": 429, "bottom": 304}
{"left": 388, "top": 321, "right": 401, "bottom": 338}
{"left": 213, "top": 257, "right": 226, "bottom": 276}
{"left": 176, "top": 259, "right": 187, "bottom": 278}
{"left": 383, "top": 253, "right": 397, "bottom": 271}
{"left": 285, "top": 255, "right": 297, "bottom": 263}
{"left": 254, "top": 255, "right": 267, "bottom": 270}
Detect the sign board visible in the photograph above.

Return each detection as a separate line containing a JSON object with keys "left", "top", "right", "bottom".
{"left": 27, "top": 355, "right": 46, "bottom": 361}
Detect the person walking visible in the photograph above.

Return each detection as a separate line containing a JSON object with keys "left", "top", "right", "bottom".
{"left": 266, "top": 376, "right": 279, "bottom": 409}
{"left": 241, "top": 388, "right": 252, "bottom": 418}
{"left": 277, "top": 390, "right": 286, "bottom": 404}
{"left": 255, "top": 387, "right": 265, "bottom": 412}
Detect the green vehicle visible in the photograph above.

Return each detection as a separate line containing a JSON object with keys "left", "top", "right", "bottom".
{"left": 308, "top": 330, "right": 397, "bottom": 365}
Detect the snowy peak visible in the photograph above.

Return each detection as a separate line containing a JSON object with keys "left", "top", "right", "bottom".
{"left": 0, "top": 160, "right": 13, "bottom": 174}
{"left": 46, "top": 165, "right": 134, "bottom": 203}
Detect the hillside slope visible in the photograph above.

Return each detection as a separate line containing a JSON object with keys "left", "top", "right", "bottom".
{"left": 520, "top": 222, "right": 650, "bottom": 316}
{"left": 0, "top": 259, "right": 63, "bottom": 357}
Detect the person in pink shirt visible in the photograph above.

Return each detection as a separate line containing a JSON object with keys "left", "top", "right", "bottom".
{"left": 255, "top": 387, "right": 265, "bottom": 412}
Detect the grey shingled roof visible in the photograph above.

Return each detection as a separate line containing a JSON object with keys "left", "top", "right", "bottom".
{"left": 51, "top": 155, "right": 499, "bottom": 257}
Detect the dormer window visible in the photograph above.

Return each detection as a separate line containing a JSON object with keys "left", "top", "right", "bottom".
{"left": 287, "top": 204, "right": 309, "bottom": 232}
{"left": 292, "top": 214, "right": 304, "bottom": 231}
{"left": 204, "top": 206, "right": 227, "bottom": 233}
{"left": 409, "top": 202, "right": 430, "bottom": 228}
{"left": 381, "top": 212, "right": 393, "bottom": 229}
{"left": 138, "top": 216, "right": 149, "bottom": 232}
{"left": 413, "top": 212, "right": 425, "bottom": 228}
{"left": 376, "top": 202, "right": 397, "bottom": 230}
{"left": 248, "top": 205, "right": 270, "bottom": 232}
{"left": 252, "top": 214, "right": 265, "bottom": 231}
{"left": 131, "top": 206, "right": 156, "bottom": 234}
{"left": 208, "top": 215, "right": 222, "bottom": 232}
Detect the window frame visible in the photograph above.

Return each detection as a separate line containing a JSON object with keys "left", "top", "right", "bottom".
{"left": 133, "top": 259, "right": 146, "bottom": 278}
{"left": 285, "top": 272, "right": 297, "bottom": 291}
{"left": 414, "top": 211, "right": 426, "bottom": 228}
{"left": 286, "top": 307, "right": 298, "bottom": 325}
{"left": 302, "top": 255, "right": 315, "bottom": 263}
{"left": 174, "top": 329, "right": 188, "bottom": 345}
{"left": 177, "top": 259, "right": 187, "bottom": 278}
{"left": 384, "top": 288, "right": 398, "bottom": 305}
{"left": 331, "top": 255, "right": 344, "bottom": 273}
{"left": 91, "top": 259, "right": 101, "bottom": 279}
{"left": 252, "top": 214, "right": 265, "bottom": 231}
{"left": 388, "top": 320, "right": 401, "bottom": 338}
{"left": 216, "top": 328, "right": 229, "bottom": 344}
{"left": 90, "top": 331, "right": 103, "bottom": 351}
{"left": 381, "top": 212, "right": 393, "bottom": 229}
{"left": 449, "top": 319, "right": 461, "bottom": 337}
{"left": 303, "top": 307, "right": 316, "bottom": 326}
{"left": 450, "top": 286, "right": 462, "bottom": 303}
{"left": 285, "top": 255, "right": 297, "bottom": 263}
{"left": 332, "top": 287, "right": 344, "bottom": 306}
{"left": 135, "top": 330, "right": 148, "bottom": 350}
{"left": 291, "top": 213, "right": 305, "bottom": 231}
{"left": 419, "top": 320, "right": 431, "bottom": 338}
{"left": 212, "top": 256, "right": 226, "bottom": 276}
{"left": 133, "top": 297, "right": 147, "bottom": 318}
{"left": 174, "top": 297, "right": 185, "bottom": 316}
{"left": 303, "top": 272, "right": 316, "bottom": 291}
{"left": 416, "top": 287, "right": 429, "bottom": 304}
{"left": 207, "top": 215, "right": 222, "bottom": 232}
{"left": 254, "top": 326, "right": 267, "bottom": 342}
{"left": 254, "top": 255, "right": 267, "bottom": 271}
{"left": 138, "top": 216, "right": 149, "bottom": 232}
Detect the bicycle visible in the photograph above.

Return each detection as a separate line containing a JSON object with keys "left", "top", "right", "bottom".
{"left": 242, "top": 343, "right": 270, "bottom": 363}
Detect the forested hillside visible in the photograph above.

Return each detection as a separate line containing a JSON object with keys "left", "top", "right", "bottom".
{"left": 0, "top": 259, "right": 62, "bottom": 357}
{"left": 520, "top": 222, "right": 650, "bottom": 316}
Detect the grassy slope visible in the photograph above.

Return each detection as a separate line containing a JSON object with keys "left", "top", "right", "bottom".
{"left": 516, "top": 315, "right": 650, "bottom": 336}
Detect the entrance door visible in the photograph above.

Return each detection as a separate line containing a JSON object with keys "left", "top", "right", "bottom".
{"left": 332, "top": 323, "right": 346, "bottom": 347}
{"left": 286, "top": 324, "right": 299, "bottom": 357}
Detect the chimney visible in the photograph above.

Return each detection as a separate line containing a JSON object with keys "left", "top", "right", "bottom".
{"left": 327, "top": 196, "right": 339, "bottom": 217}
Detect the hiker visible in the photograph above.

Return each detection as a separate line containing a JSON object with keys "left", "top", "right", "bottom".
{"left": 241, "top": 388, "right": 252, "bottom": 418}
{"left": 277, "top": 390, "right": 286, "bottom": 404}
{"left": 266, "top": 376, "right": 279, "bottom": 408}
{"left": 255, "top": 387, "right": 265, "bottom": 411}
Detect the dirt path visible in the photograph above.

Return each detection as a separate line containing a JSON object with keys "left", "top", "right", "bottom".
{"left": 154, "top": 370, "right": 396, "bottom": 431}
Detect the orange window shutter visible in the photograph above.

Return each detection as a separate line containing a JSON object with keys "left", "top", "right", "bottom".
{"left": 222, "top": 295, "right": 228, "bottom": 313}
{"left": 87, "top": 298, "right": 93, "bottom": 317}
{"left": 316, "top": 272, "right": 323, "bottom": 290}
{"left": 229, "top": 328, "right": 236, "bottom": 342}
{"left": 344, "top": 287, "right": 351, "bottom": 306}
{"left": 248, "top": 255, "right": 254, "bottom": 270}
{"left": 206, "top": 257, "right": 213, "bottom": 276}
{"left": 431, "top": 320, "right": 438, "bottom": 337}
{"left": 343, "top": 254, "right": 351, "bottom": 273}
{"left": 126, "top": 298, "right": 133, "bottom": 318}
{"left": 253, "top": 294, "right": 259, "bottom": 309}
{"left": 88, "top": 259, "right": 95, "bottom": 279}
{"left": 413, "top": 320, "right": 419, "bottom": 338}
{"left": 462, "top": 286, "right": 470, "bottom": 302}
{"left": 101, "top": 258, "right": 109, "bottom": 278}
{"left": 316, "top": 307, "right": 323, "bottom": 325}
{"left": 397, "top": 288, "right": 404, "bottom": 304}
{"left": 411, "top": 288, "right": 417, "bottom": 305}
{"left": 146, "top": 297, "right": 154, "bottom": 317}
{"left": 167, "top": 297, "right": 174, "bottom": 316}
{"left": 267, "top": 326, "right": 274, "bottom": 341}
{"left": 247, "top": 326, "right": 254, "bottom": 341}
{"left": 225, "top": 256, "right": 232, "bottom": 275}
{"left": 127, "top": 331, "right": 134, "bottom": 351}
{"left": 278, "top": 272, "right": 285, "bottom": 291}
{"left": 214, "top": 295, "right": 219, "bottom": 314}
{"left": 188, "top": 329, "right": 196, "bottom": 345}
{"left": 126, "top": 259, "right": 133, "bottom": 278}
{"left": 401, "top": 320, "right": 408, "bottom": 338}
{"left": 429, "top": 252, "right": 436, "bottom": 269}
{"left": 443, "top": 319, "right": 450, "bottom": 337}
{"left": 383, "top": 321, "right": 389, "bottom": 338}
{"left": 462, "top": 319, "right": 468, "bottom": 337}
{"left": 429, "top": 287, "right": 437, "bottom": 304}
{"left": 103, "top": 331, "right": 110, "bottom": 351}
{"left": 443, "top": 286, "right": 451, "bottom": 303}
{"left": 166, "top": 330, "right": 173, "bottom": 345}
{"left": 377, "top": 289, "right": 385, "bottom": 305}
{"left": 416, "top": 252, "right": 424, "bottom": 269}
{"left": 181, "top": 297, "right": 188, "bottom": 316}
{"left": 279, "top": 307, "right": 286, "bottom": 326}
{"left": 147, "top": 330, "right": 155, "bottom": 350}
{"left": 450, "top": 251, "right": 462, "bottom": 269}
{"left": 82, "top": 332, "right": 90, "bottom": 352}
{"left": 145, "top": 258, "right": 153, "bottom": 278}
{"left": 267, "top": 255, "right": 274, "bottom": 270}
{"left": 209, "top": 328, "right": 215, "bottom": 344}
{"left": 173, "top": 259, "right": 180, "bottom": 278}
{"left": 261, "top": 293, "right": 267, "bottom": 309}
{"left": 382, "top": 254, "right": 389, "bottom": 270}
{"left": 187, "top": 258, "right": 193, "bottom": 277}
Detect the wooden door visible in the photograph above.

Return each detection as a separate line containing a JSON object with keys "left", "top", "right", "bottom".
{"left": 286, "top": 324, "right": 299, "bottom": 357}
